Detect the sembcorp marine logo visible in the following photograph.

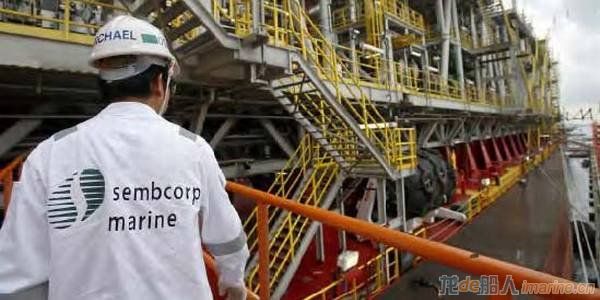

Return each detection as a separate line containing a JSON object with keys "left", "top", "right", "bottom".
{"left": 47, "top": 169, "right": 105, "bottom": 229}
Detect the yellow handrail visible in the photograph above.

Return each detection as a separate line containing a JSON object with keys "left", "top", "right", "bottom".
{"left": 0, "top": 0, "right": 127, "bottom": 44}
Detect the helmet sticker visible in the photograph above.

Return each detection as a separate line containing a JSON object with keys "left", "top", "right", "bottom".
{"left": 94, "top": 30, "right": 136, "bottom": 45}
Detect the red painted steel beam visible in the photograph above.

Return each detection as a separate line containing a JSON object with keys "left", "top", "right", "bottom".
{"left": 479, "top": 140, "right": 493, "bottom": 170}
{"left": 500, "top": 137, "right": 514, "bottom": 162}
{"left": 492, "top": 138, "right": 505, "bottom": 162}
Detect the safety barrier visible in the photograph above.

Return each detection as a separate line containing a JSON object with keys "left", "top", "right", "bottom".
{"left": 226, "top": 144, "right": 594, "bottom": 300}
{"left": 334, "top": 43, "right": 507, "bottom": 107}
{"left": 426, "top": 28, "right": 475, "bottom": 50}
{"left": 330, "top": 0, "right": 424, "bottom": 32}
{"left": 0, "top": 0, "right": 127, "bottom": 44}
{"left": 304, "top": 247, "right": 400, "bottom": 300}
{"left": 208, "top": 0, "right": 517, "bottom": 111}
{"left": 380, "top": 0, "right": 424, "bottom": 32}
{"left": 0, "top": 140, "right": 568, "bottom": 300}
{"left": 0, "top": 154, "right": 25, "bottom": 212}
{"left": 257, "top": 0, "right": 419, "bottom": 174}
{"left": 331, "top": 3, "right": 364, "bottom": 30}
{"left": 211, "top": 0, "right": 252, "bottom": 36}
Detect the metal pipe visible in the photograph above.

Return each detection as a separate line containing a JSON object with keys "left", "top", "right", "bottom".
{"left": 470, "top": 6, "right": 479, "bottom": 49}
{"left": 574, "top": 219, "right": 590, "bottom": 283}
{"left": 451, "top": 0, "right": 465, "bottom": 96}
{"left": 226, "top": 181, "right": 600, "bottom": 299}
{"left": 582, "top": 219, "right": 600, "bottom": 283}
{"left": 319, "top": 0, "right": 334, "bottom": 41}
{"left": 359, "top": 42, "right": 385, "bottom": 55}
{"left": 440, "top": 0, "right": 452, "bottom": 83}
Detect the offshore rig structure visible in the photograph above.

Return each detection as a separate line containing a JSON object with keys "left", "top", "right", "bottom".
{"left": 0, "top": 0, "right": 563, "bottom": 298}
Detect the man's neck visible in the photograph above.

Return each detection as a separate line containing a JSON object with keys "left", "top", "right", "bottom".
{"left": 114, "top": 97, "right": 160, "bottom": 113}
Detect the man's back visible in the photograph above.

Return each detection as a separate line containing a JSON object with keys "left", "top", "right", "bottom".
{"left": 0, "top": 102, "right": 248, "bottom": 299}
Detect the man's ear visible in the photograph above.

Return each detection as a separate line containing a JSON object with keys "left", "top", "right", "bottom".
{"left": 151, "top": 72, "right": 165, "bottom": 98}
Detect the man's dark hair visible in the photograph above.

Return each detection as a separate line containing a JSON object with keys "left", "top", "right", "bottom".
{"left": 98, "top": 64, "right": 168, "bottom": 102}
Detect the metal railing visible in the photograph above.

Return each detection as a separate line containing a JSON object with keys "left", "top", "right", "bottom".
{"left": 243, "top": 135, "right": 316, "bottom": 254}
{"left": 304, "top": 247, "right": 399, "bottom": 300}
{"left": 246, "top": 162, "right": 340, "bottom": 292}
{"left": 0, "top": 154, "right": 25, "bottom": 212}
{"left": 211, "top": 0, "right": 252, "bottom": 36}
{"left": 331, "top": 3, "right": 364, "bottom": 30}
{"left": 0, "top": 0, "right": 127, "bottom": 44}
{"left": 226, "top": 149, "right": 597, "bottom": 300}
{"left": 259, "top": 0, "right": 416, "bottom": 174}
{"left": 380, "top": 0, "right": 424, "bottom": 31}
{"left": 330, "top": 0, "right": 423, "bottom": 32}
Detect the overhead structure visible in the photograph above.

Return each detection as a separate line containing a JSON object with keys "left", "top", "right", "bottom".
{"left": 0, "top": 0, "right": 562, "bottom": 298}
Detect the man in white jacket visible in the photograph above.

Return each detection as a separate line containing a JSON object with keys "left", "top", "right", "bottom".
{"left": 0, "top": 15, "right": 249, "bottom": 300}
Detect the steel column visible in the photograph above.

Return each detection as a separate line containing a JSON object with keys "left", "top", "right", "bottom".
{"left": 479, "top": 139, "right": 492, "bottom": 170}
{"left": 500, "top": 136, "right": 514, "bottom": 162}
{"left": 0, "top": 119, "right": 42, "bottom": 157}
{"left": 376, "top": 178, "right": 387, "bottom": 225}
{"left": 491, "top": 137, "right": 505, "bottom": 162}
{"left": 209, "top": 118, "right": 237, "bottom": 148}
{"left": 192, "top": 89, "right": 215, "bottom": 135}
{"left": 259, "top": 119, "right": 295, "bottom": 157}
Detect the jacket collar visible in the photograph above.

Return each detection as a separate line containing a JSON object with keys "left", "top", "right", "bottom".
{"left": 99, "top": 101, "right": 160, "bottom": 118}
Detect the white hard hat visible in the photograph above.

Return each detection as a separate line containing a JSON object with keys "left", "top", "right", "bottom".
{"left": 90, "top": 15, "right": 180, "bottom": 80}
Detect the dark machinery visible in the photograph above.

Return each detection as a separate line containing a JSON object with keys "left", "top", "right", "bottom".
{"left": 404, "top": 149, "right": 456, "bottom": 217}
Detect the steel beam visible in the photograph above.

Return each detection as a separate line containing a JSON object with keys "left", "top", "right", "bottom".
{"left": 395, "top": 177, "right": 407, "bottom": 232}
{"left": 192, "top": 89, "right": 215, "bottom": 135}
{"left": 376, "top": 178, "right": 387, "bottom": 225}
{"left": 0, "top": 119, "right": 42, "bottom": 158}
{"left": 220, "top": 159, "right": 287, "bottom": 178}
{"left": 181, "top": 0, "right": 240, "bottom": 50}
{"left": 209, "top": 118, "right": 237, "bottom": 148}
{"left": 259, "top": 119, "right": 295, "bottom": 157}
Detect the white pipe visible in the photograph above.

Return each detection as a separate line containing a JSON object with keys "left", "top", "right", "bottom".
{"left": 451, "top": 0, "right": 464, "bottom": 94}
{"left": 360, "top": 42, "right": 386, "bottom": 55}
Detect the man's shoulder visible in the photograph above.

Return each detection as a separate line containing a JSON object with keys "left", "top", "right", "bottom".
{"left": 49, "top": 116, "right": 100, "bottom": 143}
{"left": 174, "top": 125, "right": 209, "bottom": 149}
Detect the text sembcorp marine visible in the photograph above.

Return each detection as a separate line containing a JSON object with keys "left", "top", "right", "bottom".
{"left": 0, "top": 15, "right": 249, "bottom": 300}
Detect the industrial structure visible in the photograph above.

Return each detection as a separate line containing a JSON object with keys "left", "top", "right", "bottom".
{"left": 0, "top": 0, "right": 566, "bottom": 298}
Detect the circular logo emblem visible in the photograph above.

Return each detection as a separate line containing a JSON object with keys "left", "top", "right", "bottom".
{"left": 48, "top": 169, "right": 105, "bottom": 229}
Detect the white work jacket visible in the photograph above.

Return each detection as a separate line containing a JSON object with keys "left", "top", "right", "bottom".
{"left": 0, "top": 102, "right": 249, "bottom": 299}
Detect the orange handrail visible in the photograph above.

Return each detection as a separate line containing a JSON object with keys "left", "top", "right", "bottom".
{"left": 226, "top": 181, "right": 600, "bottom": 300}
{"left": 203, "top": 252, "right": 259, "bottom": 300}
{"left": 1, "top": 154, "right": 26, "bottom": 212}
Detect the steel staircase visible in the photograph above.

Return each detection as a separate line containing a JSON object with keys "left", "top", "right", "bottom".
{"left": 241, "top": 136, "right": 344, "bottom": 296}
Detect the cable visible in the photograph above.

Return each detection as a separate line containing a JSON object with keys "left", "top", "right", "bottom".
{"left": 559, "top": 146, "right": 597, "bottom": 283}
{"left": 581, "top": 220, "right": 600, "bottom": 284}
{"left": 573, "top": 219, "right": 590, "bottom": 283}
